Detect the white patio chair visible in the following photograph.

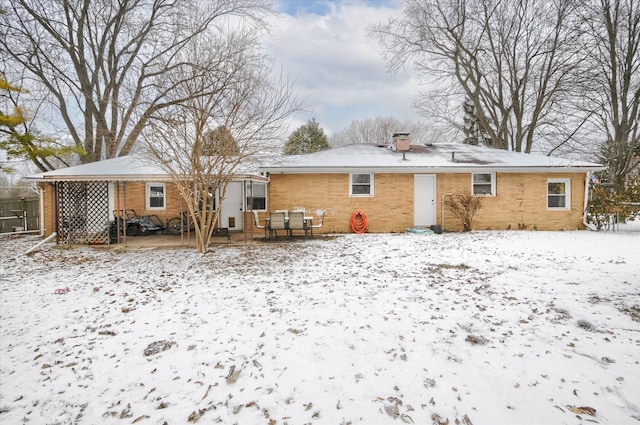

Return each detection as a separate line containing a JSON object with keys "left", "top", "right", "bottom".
{"left": 309, "top": 210, "right": 326, "bottom": 238}
{"left": 287, "top": 211, "right": 308, "bottom": 239}
{"left": 275, "top": 209, "right": 289, "bottom": 219}
{"left": 268, "top": 211, "right": 287, "bottom": 239}
{"left": 252, "top": 210, "right": 267, "bottom": 238}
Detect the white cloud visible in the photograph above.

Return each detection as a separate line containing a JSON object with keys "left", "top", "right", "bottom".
{"left": 265, "top": 1, "right": 424, "bottom": 135}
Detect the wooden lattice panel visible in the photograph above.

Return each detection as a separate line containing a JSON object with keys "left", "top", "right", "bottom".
{"left": 56, "top": 181, "right": 110, "bottom": 244}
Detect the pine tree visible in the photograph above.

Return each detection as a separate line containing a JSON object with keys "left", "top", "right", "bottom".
{"left": 201, "top": 126, "right": 239, "bottom": 156}
{"left": 284, "top": 118, "right": 330, "bottom": 155}
{"left": 462, "top": 98, "right": 490, "bottom": 146}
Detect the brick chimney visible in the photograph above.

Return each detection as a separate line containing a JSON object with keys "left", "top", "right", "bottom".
{"left": 392, "top": 132, "right": 410, "bottom": 152}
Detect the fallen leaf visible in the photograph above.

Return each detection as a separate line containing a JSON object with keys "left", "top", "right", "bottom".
{"left": 568, "top": 406, "right": 596, "bottom": 416}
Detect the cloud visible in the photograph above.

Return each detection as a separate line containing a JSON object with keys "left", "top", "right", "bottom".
{"left": 266, "top": 0, "right": 423, "bottom": 135}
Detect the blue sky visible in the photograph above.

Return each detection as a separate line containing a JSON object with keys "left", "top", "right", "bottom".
{"left": 277, "top": 0, "right": 396, "bottom": 17}
{"left": 266, "top": 0, "right": 423, "bottom": 136}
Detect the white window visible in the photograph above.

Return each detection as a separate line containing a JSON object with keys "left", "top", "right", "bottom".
{"left": 472, "top": 172, "right": 495, "bottom": 196}
{"left": 548, "top": 179, "right": 570, "bottom": 209}
{"left": 350, "top": 173, "right": 374, "bottom": 197}
{"left": 246, "top": 181, "right": 267, "bottom": 211}
{"left": 146, "top": 183, "right": 165, "bottom": 210}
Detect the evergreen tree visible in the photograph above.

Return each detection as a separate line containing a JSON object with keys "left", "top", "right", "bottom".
{"left": 284, "top": 118, "right": 330, "bottom": 155}
{"left": 462, "top": 98, "right": 490, "bottom": 147}
{"left": 201, "top": 126, "right": 239, "bottom": 156}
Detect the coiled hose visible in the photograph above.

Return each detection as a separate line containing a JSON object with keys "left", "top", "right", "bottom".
{"left": 350, "top": 210, "right": 367, "bottom": 233}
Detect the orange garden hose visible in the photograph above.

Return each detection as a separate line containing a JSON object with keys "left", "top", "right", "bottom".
{"left": 350, "top": 210, "right": 367, "bottom": 233}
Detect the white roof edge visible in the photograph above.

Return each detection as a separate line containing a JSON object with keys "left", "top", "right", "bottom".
{"left": 25, "top": 175, "right": 171, "bottom": 182}
{"left": 260, "top": 166, "right": 606, "bottom": 174}
{"left": 26, "top": 174, "right": 268, "bottom": 183}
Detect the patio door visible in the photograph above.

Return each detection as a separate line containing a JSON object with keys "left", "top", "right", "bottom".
{"left": 218, "top": 182, "right": 243, "bottom": 230}
{"left": 414, "top": 175, "right": 436, "bottom": 226}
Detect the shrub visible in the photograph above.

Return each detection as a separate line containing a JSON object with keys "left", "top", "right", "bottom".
{"left": 444, "top": 191, "right": 482, "bottom": 232}
{"left": 587, "top": 175, "right": 640, "bottom": 230}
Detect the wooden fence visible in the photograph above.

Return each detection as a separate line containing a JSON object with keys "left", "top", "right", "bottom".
{"left": 0, "top": 198, "right": 39, "bottom": 233}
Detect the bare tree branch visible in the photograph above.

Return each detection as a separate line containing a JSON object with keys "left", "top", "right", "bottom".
{"left": 143, "top": 29, "right": 300, "bottom": 253}
{"left": 372, "top": 0, "right": 587, "bottom": 153}
{"left": 1, "top": 0, "right": 273, "bottom": 164}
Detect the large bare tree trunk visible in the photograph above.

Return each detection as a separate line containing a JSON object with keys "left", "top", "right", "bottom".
{"left": 2, "top": 0, "right": 272, "bottom": 165}
{"left": 581, "top": 0, "right": 640, "bottom": 191}
{"left": 373, "top": 0, "right": 586, "bottom": 153}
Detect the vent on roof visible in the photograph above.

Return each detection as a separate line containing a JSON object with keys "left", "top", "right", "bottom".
{"left": 392, "top": 132, "right": 410, "bottom": 152}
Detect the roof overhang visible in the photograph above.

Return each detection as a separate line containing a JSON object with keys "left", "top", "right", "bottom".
{"left": 261, "top": 165, "right": 607, "bottom": 174}
{"left": 26, "top": 173, "right": 268, "bottom": 183}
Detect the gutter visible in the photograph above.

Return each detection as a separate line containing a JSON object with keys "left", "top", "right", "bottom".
{"left": 39, "top": 185, "right": 45, "bottom": 236}
{"left": 260, "top": 166, "right": 607, "bottom": 174}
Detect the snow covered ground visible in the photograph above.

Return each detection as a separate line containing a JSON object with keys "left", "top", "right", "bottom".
{"left": 1, "top": 227, "right": 639, "bottom": 425}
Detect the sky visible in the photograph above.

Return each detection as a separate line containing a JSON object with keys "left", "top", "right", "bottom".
{"left": 266, "top": 0, "right": 424, "bottom": 136}
{"left": 1, "top": 0, "right": 423, "bottom": 177}
{"left": 1, "top": 228, "right": 639, "bottom": 424}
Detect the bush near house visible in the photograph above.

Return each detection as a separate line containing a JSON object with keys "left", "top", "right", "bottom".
{"left": 588, "top": 175, "right": 640, "bottom": 230}
{"left": 444, "top": 191, "right": 483, "bottom": 232}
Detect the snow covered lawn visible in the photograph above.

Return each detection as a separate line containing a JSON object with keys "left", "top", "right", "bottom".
{"left": 1, "top": 230, "right": 639, "bottom": 425}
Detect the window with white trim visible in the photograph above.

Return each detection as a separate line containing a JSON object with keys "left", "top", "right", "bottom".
{"left": 472, "top": 172, "right": 495, "bottom": 196}
{"left": 146, "top": 183, "right": 165, "bottom": 210}
{"left": 547, "top": 179, "right": 570, "bottom": 209}
{"left": 246, "top": 181, "right": 267, "bottom": 211}
{"left": 350, "top": 173, "right": 374, "bottom": 197}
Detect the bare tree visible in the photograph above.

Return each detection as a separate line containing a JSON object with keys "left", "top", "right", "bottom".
{"left": 1, "top": 0, "right": 272, "bottom": 164}
{"left": 144, "top": 29, "right": 300, "bottom": 253}
{"left": 373, "top": 0, "right": 586, "bottom": 153}
{"left": 580, "top": 0, "right": 640, "bottom": 191}
{"left": 331, "top": 116, "right": 432, "bottom": 147}
{"left": 1, "top": 72, "right": 83, "bottom": 171}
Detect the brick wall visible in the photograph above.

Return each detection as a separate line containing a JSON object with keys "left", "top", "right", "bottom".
{"left": 268, "top": 172, "right": 588, "bottom": 233}
{"left": 111, "top": 182, "right": 184, "bottom": 225}
{"left": 39, "top": 181, "right": 185, "bottom": 238}
{"left": 40, "top": 183, "right": 55, "bottom": 237}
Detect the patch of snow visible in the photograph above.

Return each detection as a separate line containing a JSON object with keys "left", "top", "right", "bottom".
{"left": 1, "top": 230, "right": 638, "bottom": 424}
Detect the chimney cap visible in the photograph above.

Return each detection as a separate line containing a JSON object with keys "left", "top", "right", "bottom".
{"left": 392, "top": 132, "right": 410, "bottom": 138}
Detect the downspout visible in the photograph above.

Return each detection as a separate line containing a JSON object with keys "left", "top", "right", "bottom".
{"left": 39, "top": 185, "right": 45, "bottom": 236}
{"left": 442, "top": 192, "right": 453, "bottom": 231}
{"left": 583, "top": 172, "right": 596, "bottom": 231}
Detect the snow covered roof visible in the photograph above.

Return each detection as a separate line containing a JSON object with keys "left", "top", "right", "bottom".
{"left": 25, "top": 144, "right": 604, "bottom": 182}
{"left": 25, "top": 155, "right": 266, "bottom": 182}
{"left": 260, "top": 143, "right": 605, "bottom": 174}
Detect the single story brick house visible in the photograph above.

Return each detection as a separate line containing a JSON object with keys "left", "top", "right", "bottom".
{"left": 26, "top": 155, "right": 268, "bottom": 244}
{"left": 27, "top": 136, "right": 605, "bottom": 244}
{"left": 259, "top": 136, "right": 605, "bottom": 233}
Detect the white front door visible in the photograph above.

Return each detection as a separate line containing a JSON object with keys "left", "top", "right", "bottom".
{"left": 414, "top": 175, "right": 436, "bottom": 226}
{"left": 219, "top": 182, "right": 244, "bottom": 230}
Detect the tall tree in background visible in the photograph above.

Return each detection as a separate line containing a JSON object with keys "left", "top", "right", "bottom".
{"left": 145, "top": 29, "right": 299, "bottom": 253}
{"left": 201, "top": 125, "right": 239, "bottom": 156}
{"left": 373, "top": 0, "right": 585, "bottom": 153}
{"left": 580, "top": 0, "right": 640, "bottom": 191}
{"left": 331, "top": 116, "right": 397, "bottom": 146}
{"left": 462, "top": 98, "right": 490, "bottom": 146}
{"left": 284, "top": 118, "right": 329, "bottom": 154}
{"left": 331, "top": 116, "right": 432, "bottom": 147}
{"left": 1, "top": 0, "right": 271, "bottom": 164}
{"left": 0, "top": 74, "right": 83, "bottom": 172}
